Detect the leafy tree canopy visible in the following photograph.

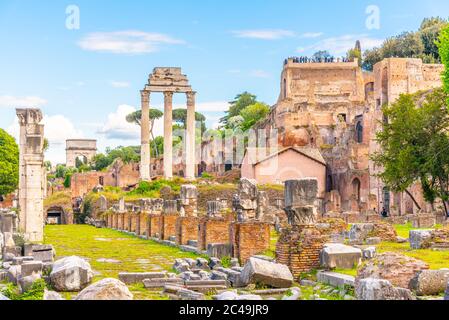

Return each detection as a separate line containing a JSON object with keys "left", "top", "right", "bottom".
{"left": 220, "top": 92, "right": 257, "bottom": 127}
{"left": 363, "top": 17, "right": 448, "bottom": 70}
{"left": 0, "top": 129, "right": 19, "bottom": 196}
{"left": 372, "top": 88, "right": 449, "bottom": 214}
{"left": 438, "top": 23, "right": 449, "bottom": 99}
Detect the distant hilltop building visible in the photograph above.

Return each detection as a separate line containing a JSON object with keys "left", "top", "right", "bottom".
{"left": 245, "top": 57, "right": 443, "bottom": 216}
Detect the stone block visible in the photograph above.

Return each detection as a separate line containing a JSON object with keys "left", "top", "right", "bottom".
{"left": 118, "top": 272, "right": 167, "bottom": 284}
{"left": 24, "top": 244, "right": 55, "bottom": 262}
{"left": 143, "top": 278, "right": 184, "bottom": 288}
{"left": 348, "top": 224, "right": 374, "bottom": 244}
{"left": 21, "top": 261, "right": 43, "bottom": 277}
{"left": 319, "top": 244, "right": 362, "bottom": 269}
{"left": 185, "top": 280, "right": 228, "bottom": 293}
{"left": 356, "top": 278, "right": 416, "bottom": 300}
{"left": 240, "top": 257, "right": 293, "bottom": 288}
{"left": 409, "top": 230, "right": 433, "bottom": 249}
{"left": 50, "top": 256, "right": 93, "bottom": 292}
{"left": 409, "top": 269, "right": 449, "bottom": 296}
{"left": 207, "top": 243, "right": 232, "bottom": 259}
{"left": 317, "top": 271, "right": 355, "bottom": 288}
{"left": 366, "top": 237, "right": 381, "bottom": 245}
{"left": 75, "top": 278, "right": 133, "bottom": 300}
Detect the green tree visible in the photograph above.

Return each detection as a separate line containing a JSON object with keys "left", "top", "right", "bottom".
{"left": 150, "top": 136, "right": 164, "bottom": 158}
{"left": 420, "top": 17, "right": 448, "bottom": 61}
{"left": 220, "top": 92, "right": 257, "bottom": 127}
{"left": 126, "top": 109, "right": 163, "bottom": 157}
{"left": 362, "top": 17, "right": 448, "bottom": 71}
{"left": 372, "top": 88, "right": 449, "bottom": 215}
{"left": 239, "top": 102, "right": 271, "bottom": 131}
{"left": 55, "top": 164, "right": 68, "bottom": 179}
{"left": 438, "top": 23, "right": 449, "bottom": 98}
{"left": 172, "top": 109, "right": 206, "bottom": 133}
{"left": 0, "top": 129, "right": 19, "bottom": 196}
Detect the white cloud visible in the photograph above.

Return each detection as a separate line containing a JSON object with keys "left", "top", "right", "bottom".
{"left": 78, "top": 30, "right": 185, "bottom": 54}
{"left": 300, "top": 32, "right": 323, "bottom": 39}
{"left": 250, "top": 70, "right": 270, "bottom": 78}
{"left": 7, "top": 114, "right": 84, "bottom": 164}
{"left": 0, "top": 95, "right": 47, "bottom": 108}
{"left": 297, "top": 34, "right": 384, "bottom": 55}
{"left": 99, "top": 104, "right": 141, "bottom": 140}
{"left": 195, "top": 101, "right": 230, "bottom": 113}
{"left": 110, "top": 81, "right": 131, "bottom": 88}
{"left": 232, "top": 29, "right": 295, "bottom": 40}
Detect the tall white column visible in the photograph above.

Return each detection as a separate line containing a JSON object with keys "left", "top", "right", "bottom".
{"left": 140, "top": 90, "right": 151, "bottom": 181}
{"left": 163, "top": 91, "right": 174, "bottom": 179}
{"left": 185, "top": 91, "right": 196, "bottom": 180}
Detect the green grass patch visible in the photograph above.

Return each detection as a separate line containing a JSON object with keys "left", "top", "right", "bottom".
{"left": 377, "top": 241, "right": 449, "bottom": 270}
{"left": 44, "top": 191, "right": 71, "bottom": 207}
{"left": 44, "top": 225, "right": 201, "bottom": 281}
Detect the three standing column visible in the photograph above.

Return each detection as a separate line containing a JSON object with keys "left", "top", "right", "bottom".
{"left": 140, "top": 90, "right": 151, "bottom": 181}
{"left": 185, "top": 91, "right": 196, "bottom": 180}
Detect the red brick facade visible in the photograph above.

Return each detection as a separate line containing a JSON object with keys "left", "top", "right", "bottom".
{"left": 230, "top": 222, "right": 271, "bottom": 264}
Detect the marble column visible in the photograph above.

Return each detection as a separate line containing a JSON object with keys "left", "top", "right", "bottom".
{"left": 185, "top": 91, "right": 196, "bottom": 180}
{"left": 16, "top": 109, "right": 45, "bottom": 242}
{"left": 164, "top": 91, "right": 174, "bottom": 179}
{"left": 140, "top": 90, "right": 151, "bottom": 181}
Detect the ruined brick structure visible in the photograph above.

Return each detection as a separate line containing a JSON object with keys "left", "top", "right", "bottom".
{"left": 230, "top": 222, "right": 271, "bottom": 264}
{"left": 254, "top": 57, "right": 444, "bottom": 216}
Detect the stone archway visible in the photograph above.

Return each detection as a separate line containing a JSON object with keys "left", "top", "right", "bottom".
{"left": 66, "top": 139, "right": 97, "bottom": 168}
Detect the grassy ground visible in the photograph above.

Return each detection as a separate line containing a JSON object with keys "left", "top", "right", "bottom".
{"left": 44, "top": 225, "right": 201, "bottom": 300}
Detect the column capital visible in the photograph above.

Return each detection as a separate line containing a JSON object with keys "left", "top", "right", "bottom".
{"left": 164, "top": 91, "right": 174, "bottom": 99}
{"left": 186, "top": 91, "right": 196, "bottom": 105}
{"left": 140, "top": 90, "right": 150, "bottom": 101}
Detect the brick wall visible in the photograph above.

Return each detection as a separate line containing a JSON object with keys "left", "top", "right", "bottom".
{"left": 147, "top": 214, "right": 161, "bottom": 238}
{"left": 230, "top": 222, "right": 271, "bottom": 264}
{"left": 176, "top": 217, "right": 199, "bottom": 245}
{"left": 198, "top": 217, "right": 231, "bottom": 250}
{"left": 276, "top": 225, "right": 327, "bottom": 279}
{"left": 161, "top": 215, "right": 178, "bottom": 240}
{"left": 139, "top": 213, "right": 148, "bottom": 236}
{"left": 130, "top": 213, "right": 138, "bottom": 233}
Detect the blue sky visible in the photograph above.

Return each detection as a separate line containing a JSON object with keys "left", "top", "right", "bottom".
{"left": 1, "top": 0, "right": 448, "bottom": 163}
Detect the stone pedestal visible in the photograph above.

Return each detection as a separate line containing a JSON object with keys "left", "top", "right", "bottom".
{"left": 180, "top": 185, "right": 198, "bottom": 217}
{"left": 198, "top": 217, "right": 232, "bottom": 251}
{"left": 176, "top": 217, "right": 199, "bottom": 245}
{"left": 230, "top": 222, "right": 271, "bottom": 264}
{"left": 123, "top": 212, "right": 131, "bottom": 231}
{"left": 276, "top": 225, "right": 327, "bottom": 279}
